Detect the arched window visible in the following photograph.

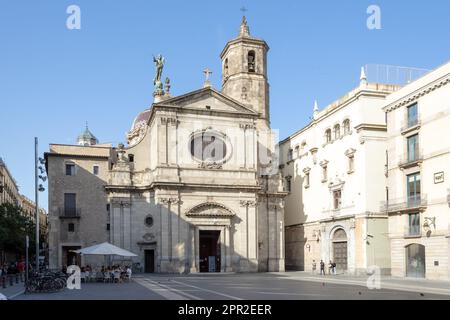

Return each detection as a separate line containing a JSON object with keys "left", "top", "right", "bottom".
{"left": 248, "top": 51, "right": 256, "bottom": 72}
{"left": 325, "top": 129, "right": 332, "bottom": 144}
{"left": 334, "top": 124, "right": 341, "bottom": 140}
{"left": 343, "top": 119, "right": 350, "bottom": 135}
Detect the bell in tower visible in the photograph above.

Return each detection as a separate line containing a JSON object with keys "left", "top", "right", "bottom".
{"left": 220, "top": 16, "right": 270, "bottom": 125}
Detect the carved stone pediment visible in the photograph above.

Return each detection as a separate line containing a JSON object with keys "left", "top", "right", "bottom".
{"left": 186, "top": 202, "right": 235, "bottom": 218}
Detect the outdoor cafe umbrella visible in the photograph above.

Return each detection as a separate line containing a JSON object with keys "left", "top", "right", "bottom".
{"left": 73, "top": 242, "right": 138, "bottom": 258}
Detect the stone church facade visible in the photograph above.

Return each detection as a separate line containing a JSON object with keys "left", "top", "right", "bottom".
{"left": 46, "top": 17, "right": 286, "bottom": 273}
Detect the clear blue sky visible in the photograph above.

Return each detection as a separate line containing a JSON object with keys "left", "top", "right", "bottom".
{"left": 1, "top": 0, "right": 449, "bottom": 210}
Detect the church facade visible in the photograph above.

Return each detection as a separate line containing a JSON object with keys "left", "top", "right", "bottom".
{"left": 46, "top": 17, "right": 286, "bottom": 273}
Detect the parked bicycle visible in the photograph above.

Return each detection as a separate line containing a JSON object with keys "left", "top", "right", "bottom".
{"left": 25, "top": 270, "right": 67, "bottom": 294}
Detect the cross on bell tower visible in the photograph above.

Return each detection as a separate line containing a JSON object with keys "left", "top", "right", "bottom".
{"left": 239, "top": 7, "right": 250, "bottom": 37}
{"left": 203, "top": 68, "right": 212, "bottom": 88}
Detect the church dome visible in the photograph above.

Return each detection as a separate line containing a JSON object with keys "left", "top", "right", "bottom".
{"left": 77, "top": 125, "right": 98, "bottom": 146}
{"left": 127, "top": 109, "right": 152, "bottom": 146}
{"left": 130, "top": 109, "right": 152, "bottom": 131}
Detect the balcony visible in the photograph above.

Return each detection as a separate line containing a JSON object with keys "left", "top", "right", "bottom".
{"left": 58, "top": 207, "right": 81, "bottom": 219}
{"left": 401, "top": 117, "right": 421, "bottom": 135}
{"left": 380, "top": 194, "right": 427, "bottom": 213}
{"left": 398, "top": 148, "right": 423, "bottom": 169}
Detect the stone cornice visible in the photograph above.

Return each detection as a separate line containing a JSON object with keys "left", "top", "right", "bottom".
{"left": 354, "top": 123, "right": 387, "bottom": 133}
{"left": 384, "top": 74, "right": 450, "bottom": 112}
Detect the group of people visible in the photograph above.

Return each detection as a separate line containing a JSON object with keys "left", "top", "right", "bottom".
{"left": 312, "top": 260, "right": 337, "bottom": 275}
{"left": 0, "top": 260, "right": 27, "bottom": 280}
{"left": 74, "top": 265, "right": 132, "bottom": 283}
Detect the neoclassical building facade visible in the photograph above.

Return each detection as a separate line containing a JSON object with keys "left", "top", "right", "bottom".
{"left": 280, "top": 71, "right": 400, "bottom": 275}
{"left": 383, "top": 61, "right": 450, "bottom": 280}
{"left": 46, "top": 17, "right": 286, "bottom": 273}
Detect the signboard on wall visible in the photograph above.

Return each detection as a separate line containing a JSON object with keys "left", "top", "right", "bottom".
{"left": 434, "top": 172, "right": 444, "bottom": 184}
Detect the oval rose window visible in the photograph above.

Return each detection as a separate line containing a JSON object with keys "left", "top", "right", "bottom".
{"left": 190, "top": 132, "right": 228, "bottom": 163}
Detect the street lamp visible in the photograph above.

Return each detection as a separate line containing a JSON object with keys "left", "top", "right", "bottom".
{"left": 34, "top": 138, "right": 47, "bottom": 270}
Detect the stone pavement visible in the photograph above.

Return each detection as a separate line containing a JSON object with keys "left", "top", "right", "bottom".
{"left": 0, "top": 278, "right": 25, "bottom": 300}
{"left": 272, "top": 271, "right": 450, "bottom": 296}
{"left": 11, "top": 273, "right": 450, "bottom": 300}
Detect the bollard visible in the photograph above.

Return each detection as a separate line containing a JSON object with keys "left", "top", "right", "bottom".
{"left": 1, "top": 276, "right": 6, "bottom": 289}
{"left": 16, "top": 273, "right": 19, "bottom": 284}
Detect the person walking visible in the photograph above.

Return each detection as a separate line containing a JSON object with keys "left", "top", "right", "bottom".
{"left": 332, "top": 261, "right": 337, "bottom": 275}
{"left": 328, "top": 260, "right": 334, "bottom": 275}
{"left": 312, "top": 260, "right": 317, "bottom": 275}
{"left": 320, "top": 260, "right": 325, "bottom": 275}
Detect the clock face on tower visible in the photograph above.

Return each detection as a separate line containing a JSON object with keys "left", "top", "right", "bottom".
{"left": 189, "top": 130, "right": 231, "bottom": 165}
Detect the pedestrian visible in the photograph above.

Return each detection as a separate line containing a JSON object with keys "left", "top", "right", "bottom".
{"left": 332, "top": 262, "right": 337, "bottom": 275}
{"left": 320, "top": 260, "right": 325, "bottom": 275}
{"left": 312, "top": 260, "right": 317, "bottom": 275}
{"left": 328, "top": 260, "right": 333, "bottom": 275}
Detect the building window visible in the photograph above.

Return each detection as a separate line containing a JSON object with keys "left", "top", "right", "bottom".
{"left": 64, "top": 193, "right": 77, "bottom": 217}
{"left": 287, "top": 149, "right": 293, "bottom": 162}
{"left": 294, "top": 146, "right": 300, "bottom": 158}
{"left": 248, "top": 50, "right": 255, "bottom": 72}
{"left": 224, "top": 58, "right": 229, "bottom": 77}
{"left": 408, "top": 213, "right": 420, "bottom": 236}
{"left": 68, "top": 223, "right": 75, "bottom": 233}
{"left": 407, "top": 134, "right": 419, "bottom": 162}
{"left": 285, "top": 177, "right": 292, "bottom": 192}
{"left": 407, "top": 173, "right": 421, "bottom": 206}
{"left": 407, "top": 103, "right": 418, "bottom": 128}
{"left": 348, "top": 156, "right": 354, "bottom": 173}
{"left": 343, "top": 119, "right": 350, "bottom": 135}
{"left": 65, "top": 163, "right": 75, "bottom": 176}
{"left": 333, "top": 190, "right": 342, "bottom": 210}
{"left": 106, "top": 223, "right": 110, "bottom": 231}
{"left": 334, "top": 124, "right": 341, "bottom": 140}
{"left": 325, "top": 129, "right": 332, "bottom": 144}
{"left": 190, "top": 131, "right": 228, "bottom": 163}
{"left": 128, "top": 154, "right": 135, "bottom": 163}
{"left": 320, "top": 161, "right": 329, "bottom": 182}
{"left": 93, "top": 166, "right": 99, "bottom": 175}
{"left": 303, "top": 168, "right": 311, "bottom": 188}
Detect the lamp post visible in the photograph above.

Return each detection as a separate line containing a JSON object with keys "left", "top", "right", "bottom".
{"left": 35, "top": 137, "right": 39, "bottom": 270}
{"left": 34, "top": 137, "right": 47, "bottom": 271}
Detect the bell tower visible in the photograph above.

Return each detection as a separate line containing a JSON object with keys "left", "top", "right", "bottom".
{"left": 220, "top": 16, "right": 270, "bottom": 125}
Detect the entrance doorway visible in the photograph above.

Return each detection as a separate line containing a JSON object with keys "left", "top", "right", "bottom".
{"left": 406, "top": 244, "right": 425, "bottom": 278}
{"left": 62, "top": 246, "right": 81, "bottom": 267}
{"left": 144, "top": 250, "right": 155, "bottom": 273}
{"left": 332, "top": 229, "right": 348, "bottom": 272}
{"left": 199, "top": 230, "right": 221, "bottom": 273}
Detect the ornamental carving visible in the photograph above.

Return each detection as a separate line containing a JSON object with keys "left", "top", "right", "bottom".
{"left": 186, "top": 202, "right": 235, "bottom": 218}
{"left": 240, "top": 200, "right": 257, "bottom": 208}
{"left": 198, "top": 162, "right": 223, "bottom": 170}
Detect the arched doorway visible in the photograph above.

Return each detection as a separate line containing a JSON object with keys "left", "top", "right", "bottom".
{"left": 332, "top": 229, "right": 348, "bottom": 272}
{"left": 406, "top": 244, "right": 426, "bottom": 278}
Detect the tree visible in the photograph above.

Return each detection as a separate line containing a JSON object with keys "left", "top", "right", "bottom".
{"left": 0, "top": 203, "right": 37, "bottom": 262}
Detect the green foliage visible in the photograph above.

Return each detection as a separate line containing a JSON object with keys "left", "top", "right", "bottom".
{"left": 0, "top": 203, "right": 36, "bottom": 257}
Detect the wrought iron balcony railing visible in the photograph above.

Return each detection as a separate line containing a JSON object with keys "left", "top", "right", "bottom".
{"left": 401, "top": 117, "right": 421, "bottom": 133}
{"left": 380, "top": 194, "right": 427, "bottom": 213}
{"left": 398, "top": 148, "right": 423, "bottom": 168}
{"left": 58, "top": 207, "right": 81, "bottom": 218}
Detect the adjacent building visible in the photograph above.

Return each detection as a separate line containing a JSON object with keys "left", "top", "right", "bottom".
{"left": 280, "top": 71, "right": 400, "bottom": 274}
{"left": 46, "top": 17, "right": 286, "bottom": 273}
{"left": 0, "top": 157, "right": 20, "bottom": 206}
{"left": 383, "top": 61, "right": 450, "bottom": 280}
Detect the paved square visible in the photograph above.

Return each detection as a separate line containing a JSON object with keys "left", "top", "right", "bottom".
{"left": 12, "top": 273, "right": 450, "bottom": 300}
